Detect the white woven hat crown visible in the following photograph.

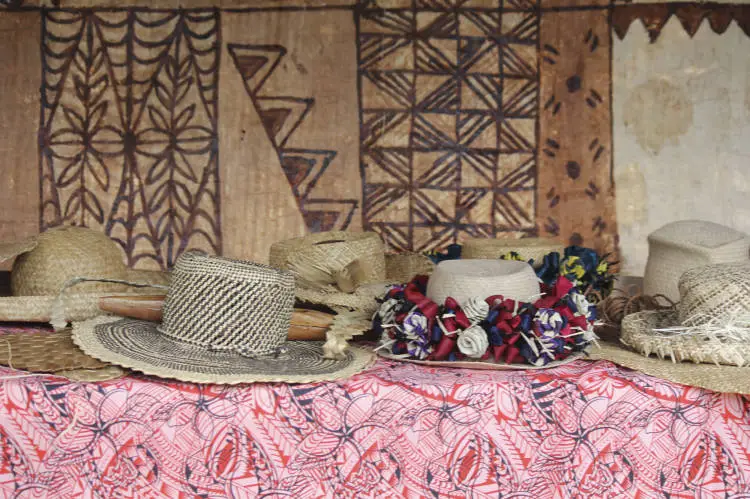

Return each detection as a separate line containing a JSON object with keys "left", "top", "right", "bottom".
{"left": 643, "top": 220, "right": 750, "bottom": 301}
{"left": 426, "top": 259, "right": 540, "bottom": 306}
{"left": 159, "top": 251, "right": 295, "bottom": 356}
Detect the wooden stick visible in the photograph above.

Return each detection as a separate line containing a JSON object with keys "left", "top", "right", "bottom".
{"left": 98, "top": 295, "right": 334, "bottom": 341}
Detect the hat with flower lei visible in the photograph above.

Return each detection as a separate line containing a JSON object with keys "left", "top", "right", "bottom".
{"left": 373, "top": 259, "right": 598, "bottom": 369}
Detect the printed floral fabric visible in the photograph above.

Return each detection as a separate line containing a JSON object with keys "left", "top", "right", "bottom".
{"left": 0, "top": 352, "right": 749, "bottom": 497}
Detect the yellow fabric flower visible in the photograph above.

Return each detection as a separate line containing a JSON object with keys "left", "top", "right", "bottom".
{"left": 596, "top": 260, "right": 608, "bottom": 275}
{"left": 561, "top": 256, "right": 586, "bottom": 282}
{"left": 500, "top": 251, "right": 524, "bottom": 262}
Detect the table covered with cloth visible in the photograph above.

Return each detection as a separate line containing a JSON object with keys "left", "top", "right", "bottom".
{"left": 0, "top": 351, "right": 749, "bottom": 497}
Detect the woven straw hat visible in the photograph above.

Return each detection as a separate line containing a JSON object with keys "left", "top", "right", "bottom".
{"left": 588, "top": 342, "right": 750, "bottom": 394}
{"left": 462, "top": 237, "right": 564, "bottom": 268}
{"left": 589, "top": 262, "right": 750, "bottom": 394}
{"left": 643, "top": 220, "right": 750, "bottom": 302}
{"left": 269, "top": 231, "right": 394, "bottom": 315}
{"left": 0, "top": 226, "right": 169, "bottom": 324}
{"left": 385, "top": 252, "right": 435, "bottom": 282}
{"left": 426, "top": 259, "right": 540, "bottom": 306}
{"left": 0, "top": 329, "right": 126, "bottom": 382}
{"left": 73, "top": 251, "right": 374, "bottom": 384}
{"left": 622, "top": 263, "right": 750, "bottom": 367}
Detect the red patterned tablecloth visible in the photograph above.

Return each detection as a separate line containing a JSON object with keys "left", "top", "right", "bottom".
{"left": 0, "top": 351, "right": 749, "bottom": 497}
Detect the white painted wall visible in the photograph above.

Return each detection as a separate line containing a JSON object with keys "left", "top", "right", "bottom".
{"left": 613, "top": 18, "right": 750, "bottom": 276}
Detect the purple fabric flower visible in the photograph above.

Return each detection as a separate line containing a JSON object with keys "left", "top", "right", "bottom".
{"left": 403, "top": 311, "right": 431, "bottom": 359}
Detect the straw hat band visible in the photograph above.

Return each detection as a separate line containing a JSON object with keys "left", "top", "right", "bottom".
{"left": 160, "top": 252, "right": 295, "bottom": 357}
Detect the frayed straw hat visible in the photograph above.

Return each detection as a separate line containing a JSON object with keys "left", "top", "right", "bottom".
{"left": 643, "top": 220, "right": 750, "bottom": 302}
{"left": 462, "top": 237, "right": 564, "bottom": 268}
{"left": 623, "top": 263, "right": 750, "bottom": 367}
{"left": 74, "top": 251, "right": 374, "bottom": 384}
{"left": 270, "top": 231, "right": 400, "bottom": 315}
{"left": 0, "top": 226, "right": 169, "bottom": 325}
{"left": 590, "top": 262, "right": 750, "bottom": 394}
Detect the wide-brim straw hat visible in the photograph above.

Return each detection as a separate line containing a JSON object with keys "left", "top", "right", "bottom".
{"left": 591, "top": 262, "right": 750, "bottom": 394}
{"left": 462, "top": 237, "right": 564, "bottom": 268}
{"left": 0, "top": 226, "right": 169, "bottom": 324}
{"left": 0, "top": 329, "right": 127, "bottom": 382}
{"left": 588, "top": 342, "right": 750, "bottom": 394}
{"left": 643, "top": 220, "right": 750, "bottom": 302}
{"left": 74, "top": 251, "right": 375, "bottom": 384}
{"left": 270, "top": 231, "right": 431, "bottom": 315}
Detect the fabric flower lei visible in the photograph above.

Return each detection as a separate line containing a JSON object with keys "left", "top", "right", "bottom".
{"left": 373, "top": 275, "right": 597, "bottom": 367}
{"left": 424, "top": 244, "right": 617, "bottom": 299}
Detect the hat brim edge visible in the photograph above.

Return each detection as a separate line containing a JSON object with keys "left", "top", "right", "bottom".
{"left": 72, "top": 316, "right": 376, "bottom": 384}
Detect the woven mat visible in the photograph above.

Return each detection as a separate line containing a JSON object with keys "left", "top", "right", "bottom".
{"left": 0, "top": 329, "right": 109, "bottom": 372}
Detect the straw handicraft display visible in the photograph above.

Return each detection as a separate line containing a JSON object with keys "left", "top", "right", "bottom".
{"left": 426, "top": 244, "right": 617, "bottom": 300}
{"left": 373, "top": 275, "right": 598, "bottom": 367}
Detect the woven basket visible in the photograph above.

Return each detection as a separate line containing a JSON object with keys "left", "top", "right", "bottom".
{"left": 643, "top": 220, "right": 750, "bottom": 302}
{"left": 385, "top": 252, "right": 435, "bottom": 283}
{"left": 462, "top": 237, "right": 564, "bottom": 268}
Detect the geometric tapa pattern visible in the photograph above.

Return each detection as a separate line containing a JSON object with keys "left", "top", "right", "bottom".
{"left": 228, "top": 44, "right": 358, "bottom": 233}
{"left": 357, "top": 0, "right": 540, "bottom": 252}
{"left": 39, "top": 10, "right": 221, "bottom": 269}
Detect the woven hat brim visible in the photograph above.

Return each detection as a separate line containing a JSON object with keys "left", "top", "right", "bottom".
{"left": 588, "top": 342, "right": 750, "bottom": 394}
{"left": 0, "top": 268, "right": 170, "bottom": 322}
{"left": 621, "top": 309, "right": 750, "bottom": 366}
{"left": 73, "top": 316, "right": 375, "bottom": 384}
{"left": 0, "top": 238, "right": 38, "bottom": 263}
{"left": 378, "top": 350, "right": 585, "bottom": 370}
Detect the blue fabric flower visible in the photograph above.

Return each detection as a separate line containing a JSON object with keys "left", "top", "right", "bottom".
{"left": 535, "top": 252, "right": 561, "bottom": 286}
{"left": 425, "top": 244, "right": 462, "bottom": 264}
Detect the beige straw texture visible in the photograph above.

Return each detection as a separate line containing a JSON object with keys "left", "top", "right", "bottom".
{"left": 270, "top": 231, "right": 389, "bottom": 314}
{"left": 270, "top": 231, "right": 386, "bottom": 285}
{"left": 426, "top": 259, "right": 540, "bottom": 306}
{"left": 385, "top": 252, "right": 435, "bottom": 283}
{"left": 0, "top": 226, "right": 170, "bottom": 323}
{"left": 643, "top": 220, "right": 750, "bottom": 301}
{"left": 622, "top": 263, "right": 750, "bottom": 367}
{"left": 0, "top": 329, "right": 109, "bottom": 371}
{"left": 462, "top": 237, "right": 563, "bottom": 267}
{"left": 57, "top": 366, "right": 127, "bottom": 382}
{"left": 588, "top": 341, "right": 750, "bottom": 394}
{"left": 378, "top": 350, "right": 585, "bottom": 370}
